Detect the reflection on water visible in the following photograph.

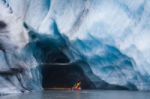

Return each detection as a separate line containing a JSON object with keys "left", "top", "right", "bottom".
{"left": 1, "top": 90, "right": 150, "bottom": 99}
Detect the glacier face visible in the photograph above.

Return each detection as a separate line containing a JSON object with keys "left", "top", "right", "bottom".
{"left": 0, "top": 0, "right": 150, "bottom": 93}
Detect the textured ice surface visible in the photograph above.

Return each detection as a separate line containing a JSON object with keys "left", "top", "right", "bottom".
{"left": 0, "top": 2, "right": 42, "bottom": 94}
{"left": 0, "top": 0, "right": 150, "bottom": 92}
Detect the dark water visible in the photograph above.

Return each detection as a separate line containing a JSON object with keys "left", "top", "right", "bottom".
{"left": 1, "top": 90, "right": 150, "bottom": 99}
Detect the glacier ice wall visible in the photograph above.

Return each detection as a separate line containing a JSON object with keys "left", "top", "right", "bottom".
{"left": 0, "top": 0, "right": 150, "bottom": 92}
{"left": 0, "top": 1, "right": 42, "bottom": 94}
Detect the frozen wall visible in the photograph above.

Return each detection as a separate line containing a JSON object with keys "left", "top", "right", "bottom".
{"left": 0, "top": 0, "right": 150, "bottom": 94}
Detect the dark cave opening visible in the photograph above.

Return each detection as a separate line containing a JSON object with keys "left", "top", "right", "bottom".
{"left": 41, "top": 63, "right": 94, "bottom": 89}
